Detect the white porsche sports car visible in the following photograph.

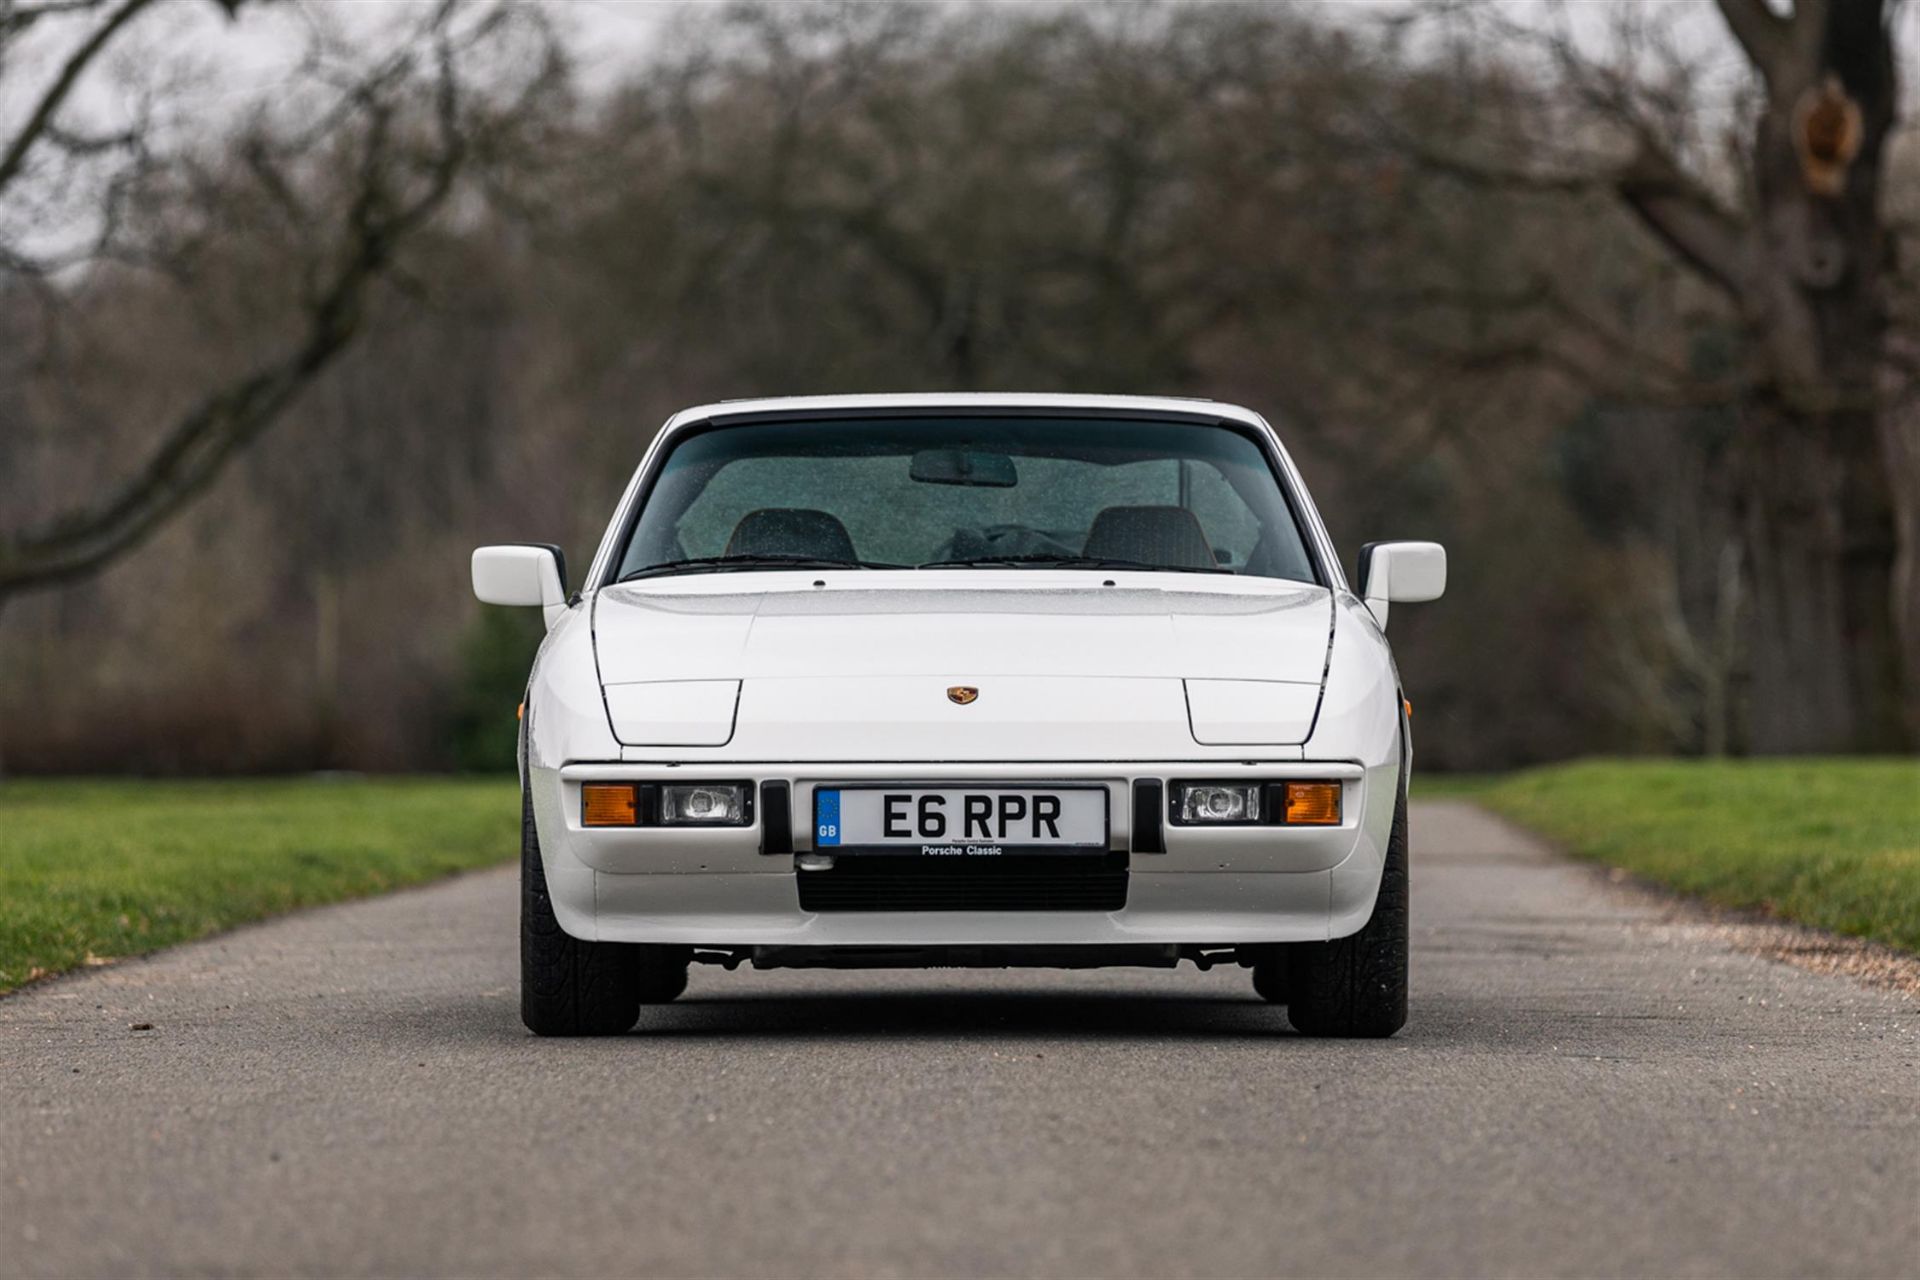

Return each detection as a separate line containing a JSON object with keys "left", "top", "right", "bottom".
{"left": 473, "top": 394, "right": 1444, "bottom": 1037}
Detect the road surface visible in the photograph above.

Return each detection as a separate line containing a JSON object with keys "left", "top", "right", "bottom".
{"left": 2, "top": 801, "right": 1915, "bottom": 1278}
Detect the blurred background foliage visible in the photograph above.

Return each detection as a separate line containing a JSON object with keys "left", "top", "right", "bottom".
{"left": 446, "top": 605, "right": 545, "bottom": 773}
{"left": 0, "top": 0, "right": 1915, "bottom": 773}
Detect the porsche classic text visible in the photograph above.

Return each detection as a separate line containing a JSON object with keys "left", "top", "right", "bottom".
{"left": 472, "top": 394, "right": 1445, "bottom": 1036}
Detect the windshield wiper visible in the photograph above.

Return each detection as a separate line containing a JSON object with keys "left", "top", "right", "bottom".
{"left": 918, "top": 554, "right": 1231, "bottom": 574}
{"left": 618, "top": 554, "right": 907, "bottom": 582}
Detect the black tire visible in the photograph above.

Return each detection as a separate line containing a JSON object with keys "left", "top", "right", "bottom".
{"left": 521, "top": 790, "right": 688, "bottom": 1035}
{"left": 1285, "top": 785, "right": 1409, "bottom": 1038}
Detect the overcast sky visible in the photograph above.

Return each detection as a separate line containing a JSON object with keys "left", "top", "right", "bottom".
{"left": 6, "top": 0, "right": 1916, "bottom": 172}
{"left": 2, "top": 1, "right": 1735, "bottom": 125}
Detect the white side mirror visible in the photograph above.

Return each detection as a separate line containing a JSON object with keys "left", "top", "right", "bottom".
{"left": 1357, "top": 541, "right": 1446, "bottom": 629}
{"left": 472, "top": 544, "right": 570, "bottom": 629}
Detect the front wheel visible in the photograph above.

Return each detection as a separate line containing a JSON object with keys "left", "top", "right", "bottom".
{"left": 521, "top": 790, "right": 688, "bottom": 1035}
{"left": 1284, "top": 786, "right": 1409, "bottom": 1038}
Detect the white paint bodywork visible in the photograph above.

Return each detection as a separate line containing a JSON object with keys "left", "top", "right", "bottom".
{"left": 594, "top": 574, "right": 1330, "bottom": 759}
{"left": 471, "top": 545, "right": 569, "bottom": 629}
{"left": 497, "top": 393, "right": 1438, "bottom": 950}
{"left": 1360, "top": 540, "right": 1447, "bottom": 630}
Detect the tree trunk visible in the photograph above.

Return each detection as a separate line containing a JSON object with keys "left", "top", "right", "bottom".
{"left": 1727, "top": 0, "right": 1912, "bottom": 753}
{"left": 1739, "top": 403, "right": 1908, "bottom": 753}
{"left": 1701, "top": 537, "right": 1743, "bottom": 759}
{"left": 1877, "top": 400, "right": 1920, "bottom": 741}
{"left": 313, "top": 568, "right": 342, "bottom": 769}
{"left": 0, "top": 596, "right": 8, "bottom": 777}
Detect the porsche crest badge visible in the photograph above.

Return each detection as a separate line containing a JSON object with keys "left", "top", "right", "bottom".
{"left": 947, "top": 686, "right": 979, "bottom": 705}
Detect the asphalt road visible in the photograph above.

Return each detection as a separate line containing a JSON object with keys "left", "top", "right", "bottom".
{"left": 2, "top": 800, "right": 1915, "bottom": 1279}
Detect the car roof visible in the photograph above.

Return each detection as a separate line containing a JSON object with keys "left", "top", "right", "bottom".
{"left": 660, "top": 392, "right": 1269, "bottom": 432}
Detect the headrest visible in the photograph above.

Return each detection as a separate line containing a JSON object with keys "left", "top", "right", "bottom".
{"left": 1082, "top": 505, "right": 1218, "bottom": 570}
{"left": 724, "top": 508, "right": 858, "bottom": 562}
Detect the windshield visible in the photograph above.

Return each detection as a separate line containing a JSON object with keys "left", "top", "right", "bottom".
{"left": 612, "top": 416, "right": 1319, "bottom": 584}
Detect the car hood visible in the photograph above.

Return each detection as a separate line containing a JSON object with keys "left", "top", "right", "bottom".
{"left": 591, "top": 573, "right": 1332, "bottom": 757}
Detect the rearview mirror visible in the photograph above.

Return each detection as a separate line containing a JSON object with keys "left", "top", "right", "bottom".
{"left": 472, "top": 544, "right": 570, "bottom": 629}
{"left": 1356, "top": 541, "right": 1446, "bottom": 629}
{"left": 909, "top": 448, "right": 1017, "bottom": 487}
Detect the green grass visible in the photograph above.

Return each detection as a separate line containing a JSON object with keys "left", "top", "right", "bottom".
{"left": 6, "top": 765, "right": 1914, "bottom": 994}
{"left": 1422, "top": 759, "right": 1920, "bottom": 952}
{"left": 0, "top": 777, "right": 518, "bottom": 994}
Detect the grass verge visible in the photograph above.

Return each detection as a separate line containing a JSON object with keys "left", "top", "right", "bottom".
{"left": 0, "top": 777, "right": 517, "bottom": 995}
{"left": 8, "top": 765, "right": 1913, "bottom": 992}
{"left": 1421, "top": 759, "right": 1920, "bottom": 953}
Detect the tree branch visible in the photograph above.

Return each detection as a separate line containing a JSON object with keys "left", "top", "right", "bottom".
{"left": 0, "top": 0, "right": 110, "bottom": 39}
{"left": 1384, "top": 132, "right": 1605, "bottom": 196}
{"left": 1712, "top": 0, "right": 1793, "bottom": 90}
{"left": 0, "top": 0, "right": 159, "bottom": 197}
{"left": 1613, "top": 141, "right": 1753, "bottom": 300}
{"left": 0, "top": 8, "right": 494, "bottom": 597}
{"left": 1387, "top": 120, "right": 1754, "bottom": 304}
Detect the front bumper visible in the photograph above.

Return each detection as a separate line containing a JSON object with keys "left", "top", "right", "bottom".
{"left": 530, "top": 758, "right": 1399, "bottom": 947}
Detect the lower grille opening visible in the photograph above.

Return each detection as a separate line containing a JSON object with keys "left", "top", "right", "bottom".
{"left": 797, "top": 853, "right": 1129, "bottom": 913}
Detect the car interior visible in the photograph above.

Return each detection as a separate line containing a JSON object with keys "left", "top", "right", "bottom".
{"left": 722, "top": 504, "right": 1233, "bottom": 570}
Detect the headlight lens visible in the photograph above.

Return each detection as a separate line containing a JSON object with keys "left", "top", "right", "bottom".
{"left": 662, "top": 783, "right": 749, "bottom": 826}
{"left": 1175, "top": 783, "right": 1262, "bottom": 824}
{"left": 581, "top": 781, "right": 753, "bottom": 827}
{"left": 1167, "top": 780, "right": 1343, "bottom": 826}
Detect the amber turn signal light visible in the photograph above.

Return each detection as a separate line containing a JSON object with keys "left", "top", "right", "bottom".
{"left": 1284, "top": 781, "right": 1341, "bottom": 825}
{"left": 581, "top": 783, "right": 639, "bottom": 827}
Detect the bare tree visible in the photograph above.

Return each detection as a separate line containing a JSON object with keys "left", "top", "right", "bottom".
{"left": 0, "top": 0, "right": 1749, "bottom": 772}
{"left": 1384, "top": 0, "right": 1917, "bottom": 752}
{"left": 627, "top": 3, "right": 1367, "bottom": 395}
{"left": 0, "top": 0, "right": 561, "bottom": 600}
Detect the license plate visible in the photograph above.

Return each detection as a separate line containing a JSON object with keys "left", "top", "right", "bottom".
{"left": 813, "top": 787, "right": 1108, "bottom": 855}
